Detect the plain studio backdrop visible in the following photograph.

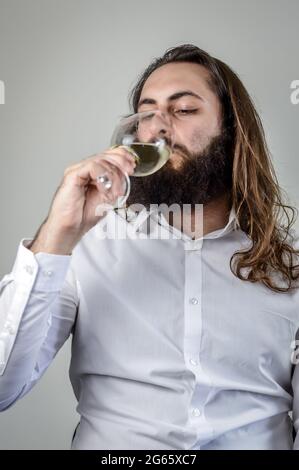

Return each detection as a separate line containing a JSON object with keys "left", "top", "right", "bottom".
{"left": 0, "top": 0, "right": 298, "bottom": 450}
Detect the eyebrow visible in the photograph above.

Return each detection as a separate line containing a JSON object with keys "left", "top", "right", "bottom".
{"left": 137, "top": 90, "right": 204, "bottom": 109}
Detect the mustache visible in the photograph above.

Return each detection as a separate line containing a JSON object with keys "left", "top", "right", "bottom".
{"left": 171, "top": 143, "right": 194, "bottom": 163}
{"left": 145, "top": 136, "right": 191, "bottom": 160}
{"left": 172, "top": 143, "right": 190, "bottom": 156}
{"left": 135, "top": 128, "right": 192, "bottom": 157}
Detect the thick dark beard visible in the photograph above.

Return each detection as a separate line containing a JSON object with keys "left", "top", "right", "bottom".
{"left": 126, "top": 130, "right": 233, "bottom": 209}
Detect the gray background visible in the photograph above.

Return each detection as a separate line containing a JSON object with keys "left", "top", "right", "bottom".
{"left": 0, "top": 0, "right": 298, "bottom": 449}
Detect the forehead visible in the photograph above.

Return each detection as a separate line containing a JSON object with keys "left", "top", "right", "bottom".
{"left": 140, "top": 62, "right": 214, "bottom": 100}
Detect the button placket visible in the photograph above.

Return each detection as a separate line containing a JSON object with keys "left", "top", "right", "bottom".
{"left": 191, "top": 408, "right": 202, "bottom": 417}
{"left": 184, "top": 249, "right": 202, "bottom": 339}
{"left": 43, "top": 270, "right": 53, "bottom": 277}
{"left": 189, "top": 358, "right": 198, "bottom": 367}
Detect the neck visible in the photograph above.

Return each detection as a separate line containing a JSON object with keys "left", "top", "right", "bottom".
{"left": 166, "top": 193, "right": 231, "bottom": 239}
{"left": 201, "top": 194, "right": 231, "bottom": 237}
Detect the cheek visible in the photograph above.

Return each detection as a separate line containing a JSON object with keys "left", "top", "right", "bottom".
{"left": 136, "top": 127, "right": 148, "bottom": 142}
{"left": 188, "top": 115, "right": 221, "bottom": 151}
{"left": 190, "top": 131, "right": 210, "bottom": 152}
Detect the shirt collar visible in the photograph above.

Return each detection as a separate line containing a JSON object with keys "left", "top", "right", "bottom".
{"left": 116, "top": 204, "right": 240, "bottom": 241}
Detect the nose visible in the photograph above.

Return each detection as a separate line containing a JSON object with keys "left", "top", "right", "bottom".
{"left": 144, "top": 111, "right": 173, "bottom": 145}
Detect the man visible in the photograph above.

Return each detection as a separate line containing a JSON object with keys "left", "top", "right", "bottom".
{"left": 0, "top": 44, "right": 299, "bottom": 450}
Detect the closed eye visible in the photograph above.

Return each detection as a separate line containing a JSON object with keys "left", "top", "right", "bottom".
{"left": 175, "top": 109, "right": 198, "bottom": 115}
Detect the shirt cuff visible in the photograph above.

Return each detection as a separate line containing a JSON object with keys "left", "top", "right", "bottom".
{"left": 12, "top": 238, "right": 72, "bottom": 292}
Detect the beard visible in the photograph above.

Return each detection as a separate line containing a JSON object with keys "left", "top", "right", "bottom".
{"left": 126, "top": 129, "right": 233, "bottom": 209}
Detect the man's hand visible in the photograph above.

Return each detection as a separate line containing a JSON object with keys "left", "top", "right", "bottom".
{"left": 29, "top": 147, "right": 136, "bottom": 255}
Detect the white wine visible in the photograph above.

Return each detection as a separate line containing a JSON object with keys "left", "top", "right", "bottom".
{"left": 125, "top": 143, "right": 171, "bottom": 177}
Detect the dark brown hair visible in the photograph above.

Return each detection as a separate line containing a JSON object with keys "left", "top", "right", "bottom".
{"left": 128, "top": 44, "right": 299, "bottom": 293}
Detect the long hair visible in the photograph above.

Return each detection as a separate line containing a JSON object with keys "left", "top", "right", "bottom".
{"left": 128, "top": 44, "right": 299, "bottom": 293}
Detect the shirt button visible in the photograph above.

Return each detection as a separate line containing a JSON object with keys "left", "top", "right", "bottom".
{"left": 189, "top": 358, "right": 198, "bottom": 366}
{"left": 192, "top": 408, "right": 201, "bottom": 417}
{"left": 43, "top": 270, "right": 53, "bottom": 277}
{"left": 24, "top": 265, "right": 34, "bottom": 275}
{"left": 189, "top": 297, "right": 199, "bottom": 305}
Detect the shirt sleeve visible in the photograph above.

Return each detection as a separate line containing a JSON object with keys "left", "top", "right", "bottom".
{"left": 0, "top": 238, "right": 78, "bottom": 411}
{"left": 292, "top": 327, "right": 299, "bottom": 449}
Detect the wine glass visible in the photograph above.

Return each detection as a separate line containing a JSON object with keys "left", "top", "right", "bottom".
{"left": 96, "top": 110, "right": 174, "bottom": 209}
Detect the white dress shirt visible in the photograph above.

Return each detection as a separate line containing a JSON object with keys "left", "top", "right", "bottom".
{"left": 0, "top": 205, "right": 299, "bottom": 450}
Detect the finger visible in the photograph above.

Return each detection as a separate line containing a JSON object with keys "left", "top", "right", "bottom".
{"left": 96, "top": 166, "right": 126, "bottom": 200}
{"left": 76, "top": 161, "right": 127, "bottom": 207}
{"left": 84, "top": 147, "right": 136, "bottom": 167}
{"left": 64, "top": 147, "right": 136, "bottom": 177}
{"left": 65, "top": 160, "right": 111, "bottom": 188}
{"left": 97, "top": 153, "right": 135, "bottom": 176}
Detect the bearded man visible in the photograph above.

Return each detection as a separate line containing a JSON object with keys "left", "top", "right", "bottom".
{"left": 1, "top": 44, "right": 299, "bottom": 450}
